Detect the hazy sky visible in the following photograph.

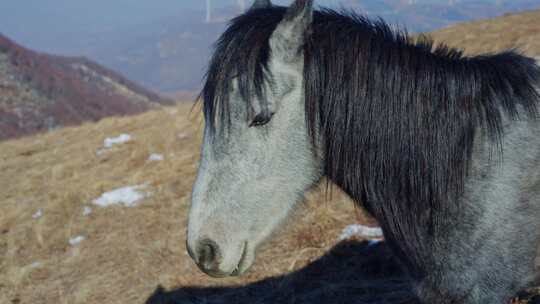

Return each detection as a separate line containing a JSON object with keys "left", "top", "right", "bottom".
{"left": 0, "top": 0, "right": 328, "bottom": 32}
{"left": 0, "top": 0, "right": 509, "bottom": 32}
{"left": 0, "top": 0, "right": 495, "bottom": 35}
{"left": 0, "top": 0, "right": 530, "bottom": 53}
{"left": 0, "top": 0, "right": 342, "bottom": 50}
{"left": 0, "top": 1, "right": 508, "bottom": 37}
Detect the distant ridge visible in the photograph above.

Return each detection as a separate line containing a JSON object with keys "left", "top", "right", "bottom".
{"left": 429, "top": 9, "right": 540, "bottom": 57}
{"left": 0, "top": 33, "right": 174, "bottom": 140}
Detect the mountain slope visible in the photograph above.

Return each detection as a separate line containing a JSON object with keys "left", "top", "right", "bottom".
{"left": 0, "top": 100, "right": 537, "bottom": 304}
{"left": 429, "top": 9, "right": 540, "bottom": 57}
{"left": 0, "top": 34, "right": 173, "bottom": 140}
{"left": 0, "top": 104, "right": 371, "bottom": 304}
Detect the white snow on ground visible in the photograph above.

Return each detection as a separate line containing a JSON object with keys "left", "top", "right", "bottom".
{"left": 83, "top": 206, "right": 93, "bottom": 216}
{"left": 368, "top": 239, "right": 383, "bottom": 247}
{"left": 92, "top": 185, "right": 148, "bottom": 208}
{"left": 32, "top": 209, "right": 43, "bottom": 219}
{"left": 30, "top": 262, "right": 42, "bottom": 268}
{"left": 147, "top": 153, "right": 164, "bottom": 162}
{"left": 96, "top": 149, "right": 107, "bottom": 156}
{"left": 339, "top": 224, "right": 384, "bottom": 241}
{"left": 103, "top": 134, "right": 132, "bottom": 148}
{"left": 69, "top": 236, "right": 85, "bottom": 246}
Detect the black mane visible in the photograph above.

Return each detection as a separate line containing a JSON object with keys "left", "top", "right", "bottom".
{"left": 202, "top": 6, "right": 540, "bottom": 269}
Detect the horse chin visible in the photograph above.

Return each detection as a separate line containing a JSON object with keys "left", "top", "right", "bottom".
{"left": 230, "top": 242, "right": 256, "bottom": 277}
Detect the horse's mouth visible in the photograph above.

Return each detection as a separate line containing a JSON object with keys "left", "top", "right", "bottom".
{"left": 231, "top": 241, "right": 249, "bottom": 276}
{"left": 196, "top": 241, "right": 251, "bottom": 278}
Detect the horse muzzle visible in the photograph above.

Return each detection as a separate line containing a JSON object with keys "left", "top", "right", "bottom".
{"left": 187, "top": 237, "right": 253, "bottom": 278}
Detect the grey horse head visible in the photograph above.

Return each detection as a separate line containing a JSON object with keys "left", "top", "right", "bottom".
{"left": 187, "top": 0, "right": 321, "bottom": 277}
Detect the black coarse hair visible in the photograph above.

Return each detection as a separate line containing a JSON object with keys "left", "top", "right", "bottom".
{"left": 201, "top": 8, "right": 283, "bottom": 132}
{"left": 201, "top": 5, "right": 540, "bottom": 273}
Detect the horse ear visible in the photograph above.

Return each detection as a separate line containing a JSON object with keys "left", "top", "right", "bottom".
{"left": 250, "top": 0, "right": 272, "bottom": 10}
{"left": 269, "top": 0, "right": 313, "bottom": 62}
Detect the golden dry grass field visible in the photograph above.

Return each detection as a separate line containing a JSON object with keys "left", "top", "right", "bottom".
{"left": 2, "top": 9, "right": 540, "bottom": 304}
{"left": 430, "top": 9, "right": 540, "bottom": 57}
{"left": 1, "top": 103, "right": 388, "bottom": 304}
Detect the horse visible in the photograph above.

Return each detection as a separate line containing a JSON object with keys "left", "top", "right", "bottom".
{"left": 186, "top": 0, "right": 540, "bottom": 303}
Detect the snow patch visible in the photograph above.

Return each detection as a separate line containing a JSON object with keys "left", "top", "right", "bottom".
{"left": 69, "top": 236, "right": 85, "bottom": 246}
{"left": 93, "top": 185, "right": 148, "bottom": 208}
{"left": 368, "top": 239, "right": 383, "bottom": 247}
{"left": 83, "top": 206, "right": 93, "bottom": 216}
{"left": 96, "top": 149, "right": 107, "bottom": 156}
{"left": 340, "top": 224, "right": 383, "bottom": 241}
{"left": 147, "top": 153, "right": 164, "bottom": 162}
{"left": 32, "top": 209, "right": 43, "bottom": 219}
{"left": 103, "top": 134, "right": 132, "bottom": 148}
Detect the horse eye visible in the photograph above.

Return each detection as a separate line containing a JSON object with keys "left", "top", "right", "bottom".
{"left": 249, "top": 113, "right": 273, "bottom": 128}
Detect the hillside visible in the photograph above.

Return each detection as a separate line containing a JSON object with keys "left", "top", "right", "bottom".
{"left": 1, "top": 9, "right": 540, "bottom": 304}
{"left": 0, "top": 34, "right": 173, "bottom": 140}
{"left": 0, "top": 104, "right": 382, "bottom": 304}
{"left": 430, "top": 9, "right": 540, "bottom": 58}
{"left": 0, "top": 107, "right": 537, "bottom": 304}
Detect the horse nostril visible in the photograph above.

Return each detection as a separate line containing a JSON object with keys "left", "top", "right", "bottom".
{"left": 197, "top": 239, "right": 221, "bottom": 271}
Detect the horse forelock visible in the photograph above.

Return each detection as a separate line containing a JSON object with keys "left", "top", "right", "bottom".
{"left": 201, "top": 7, "right": 286, "bottom": 134}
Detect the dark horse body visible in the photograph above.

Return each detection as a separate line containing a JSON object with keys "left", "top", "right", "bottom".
{"left": 187, "top": 1, "right": 540, "bottom": 303}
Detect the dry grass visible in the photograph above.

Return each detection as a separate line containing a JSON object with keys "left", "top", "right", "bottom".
{"left": 429, "top": 9, "right": 540, "bottom": 58}
{"left": 1, "top": 104, "right": 536, "bottom": 304}
{"left": 0, "top": 103, "right": 387, "bottom": 304}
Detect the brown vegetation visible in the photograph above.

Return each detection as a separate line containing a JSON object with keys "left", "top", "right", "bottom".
{"left": 429, "top": 9, "right": 540, "bottom": 58}
{"left": 1, "top": 105, "right": 537, "bottom": 304}
{"left": 0, "top": 103, "right": 388, "bottom": 304}
{"left": 0, "top": 34, "right": 173, "bottom": 141}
